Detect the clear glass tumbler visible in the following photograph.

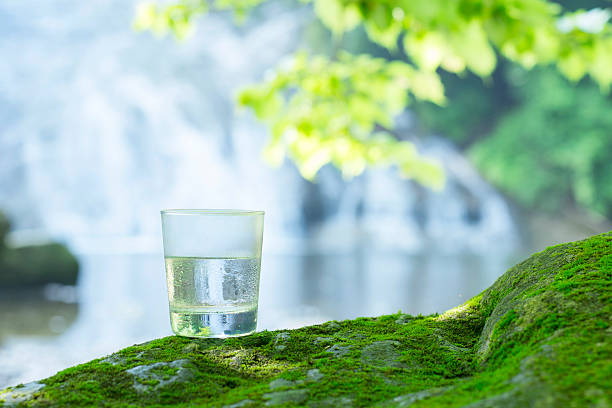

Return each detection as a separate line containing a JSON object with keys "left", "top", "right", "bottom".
{"left": 160, "top": 209, "right": 264, "bottom": 338}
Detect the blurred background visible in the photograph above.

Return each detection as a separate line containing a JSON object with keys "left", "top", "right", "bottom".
{"left": 0, "top": 0, "right": 610, "bottom": 388}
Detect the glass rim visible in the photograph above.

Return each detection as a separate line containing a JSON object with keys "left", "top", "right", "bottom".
{"left": 160, "top": 209, "right": 264, "bottom": 216}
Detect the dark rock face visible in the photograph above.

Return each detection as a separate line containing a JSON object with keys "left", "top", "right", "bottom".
{"left": 1, "top": 232, "right": 610, "bottom": 407}
{"left": 0, "top": 211, "right": 78, "bottom": 288}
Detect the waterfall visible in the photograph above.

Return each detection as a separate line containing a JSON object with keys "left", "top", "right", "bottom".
{"left": 0, "top": 0, "right": 517, "bottom": 254}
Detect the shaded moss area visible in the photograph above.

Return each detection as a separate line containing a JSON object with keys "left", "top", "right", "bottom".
{"left": 2, "top": 232, "right": 610, "bottom": 407}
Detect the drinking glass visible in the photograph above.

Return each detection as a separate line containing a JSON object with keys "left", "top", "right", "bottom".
{"left": 160, "top": 209, "right": 264, "bottom": 338}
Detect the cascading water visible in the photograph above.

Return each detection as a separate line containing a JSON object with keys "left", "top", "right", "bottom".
{"left": 0, "top": 0, "right": 516, "bottom": 252}
{"left": 0, "top": 0, "right": 309, "bottom": 252}
{"left": 306, "top": 134, "right": 517, "bottom": 253}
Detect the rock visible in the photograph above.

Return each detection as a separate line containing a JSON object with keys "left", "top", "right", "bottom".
{"left": 274, "top": 332, "right": 290, "bottom": 342}
{"left": 0, "top": 211, "right": 79, "bottom": 288}
{"left": 384, "top": 386, "right": 451, "bottom": 407}
{"left": 273, "top": 332, "right": 290, "bottom": 351}
{"left": 325, "top": 321, "right": 340, "bottom": 331}
{"left": 395, "top": 314, "right": 413, "bottom": 325}
{"left": 0, "top": 212, "right": 9, "bottom": 246}
{"left": 0, "top": 382, "right": 44, "bottom": 407}
{"left": 223, "top": 400, "right": 255, "bottom": 408}
{"left": 268, "top": 378, "right": 296, "bottom": 390}
{"left": 347, "top": 332, "right": 367, "bottom": 340}
{"left": 263, "top": 389, "right": 309, "bottom": 406}
{"left": 361, "top": 340, "right": 404, "bottom": 368}
{"left": 1, "top": 232, "right": 610, "bottom": 407}
{"left": 311, "top": 396, "right": 353, "bottom": 407}
{"left": 325, "top": 344, "right": 352, "bottom": 357}
{"left": 306, "top": 368, "right": 324, "bottom": 382}
{"left": 126, "top": 359, "right": 193, "bottom": 393}
{"left": 101, "top": 353, "right": 126, "bottom": 366}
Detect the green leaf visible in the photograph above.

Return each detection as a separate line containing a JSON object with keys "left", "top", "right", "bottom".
{"left": 403, "top": 31, "right": 446, "bottom": 71}
{"left": 364, "top": 20, "right": 402, "bottom": 49}
{"left": 410, "top": 70, "right": 446, "bottom": 105}
{"left": 237, "top": 52, "right": 446, "bottom": 186}
{"left": 557, "top": 52, "right": 588, "bottom": 82}
{"left": 313, "top": 0, "right": 361, "bottom": 35}
{"left": 451, "top": 21, "right": 497, "bottom": 76}
{"left": 590, "top": 39, "right": 612, "bottom": 91}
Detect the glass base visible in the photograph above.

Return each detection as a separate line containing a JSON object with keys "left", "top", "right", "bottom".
{"left": 170, "top": 307, "right": 257, "bottom": 338}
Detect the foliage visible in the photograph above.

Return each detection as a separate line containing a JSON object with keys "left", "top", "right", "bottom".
{"left": 2, "top": 232, "right": 611, "bottom": 406}
{"left": 469, "top": 67, "right": 612, "bottom": 218}
{"left": 133, "top": 0, "right": 266, "bottom": 39}
{"left": 237, "top": 52, "right": 445, "bottom": 186}
{"left": 134, "top": 0, "right": 612, "bottom": 186}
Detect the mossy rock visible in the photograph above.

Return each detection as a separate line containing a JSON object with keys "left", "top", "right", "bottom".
{"left": 0, "top": 211, "right": 79, "bottom": 288}
{"left": 1, "top": 232, "right": 611, "bottom": 407}
{"left": 0, "top": 211, "right": 10, "bottom": 246}
{"left": 0, "top": 243, "right": 79, "bottom": 288}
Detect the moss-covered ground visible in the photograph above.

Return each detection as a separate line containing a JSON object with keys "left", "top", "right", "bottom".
{"left": 1, "top": 232, "right": 610, "bottom": 407}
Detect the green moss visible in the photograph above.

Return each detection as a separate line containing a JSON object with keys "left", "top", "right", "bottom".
{"left": 1, "top": 232, "right": 610, "bottom": 407}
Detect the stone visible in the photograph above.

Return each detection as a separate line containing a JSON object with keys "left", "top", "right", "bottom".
{"left": 273, "top": 332, "right": 290, "bottom": 352}
{"left": 1, "top": 232, "right": 609, "bottom": 407}
{"left": 0, "top": 211, "right": 9, "bottom": 245}
{"left": 263, "top": 389, "right": 309, "bottom": 406}
{"left": 126, "top": 359, "right": 193, "bottom": 393}
{"left": 268, "top": 378, "right": 296, "bottom": 390}
{"left": 361, "top": 340, "right": 404, "bottom": 368}
{"left": 0, "top": 211, "right": 79, "bottom": 288}
{"left": 386, "top": 387, "right": 451, "bottom": 407}
{"left": 348, "top": 333, "right": 367, "bottom": 340}
{"left": 325, "top": 344, "right": 352, "bottom": 357}
{"left": 0, "top": 382, "right": 44, "bottom": 407}
{"left": 274, "top": 332, "right": 290, "bottom": 342}
{"left": 325, "top": 321, "right": 340, "bottom": 330}
{"left": 223, "top": 400, "right": 255, "bottom": 408}
{"left": 395, "top": 315, "right": 413, "bottom": 325}
{"left": 306, "top": 369, "right": 324, "bottom": 382}
{"left": 311, "top": 396, "right": 353, "bottom": 407}
{"left": 101, "top": 354, "right": 126, "bottom": 366}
